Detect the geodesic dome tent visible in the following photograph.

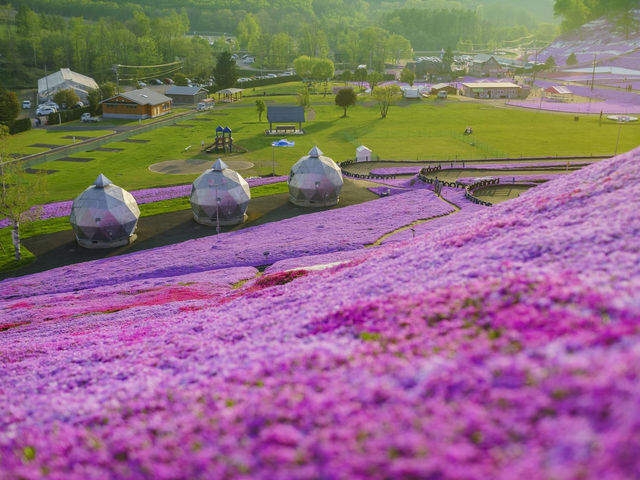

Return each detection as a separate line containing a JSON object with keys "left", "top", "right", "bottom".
{"left": 69, "top": 174, "right": 140, "bottom": 249}
{"left": 190, "top": 158, "right": 251, "bottom": 226}
{"left": 288, "top": 146, "right": 343, "bottom": 207}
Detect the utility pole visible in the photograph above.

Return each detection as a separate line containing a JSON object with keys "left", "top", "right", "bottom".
{"left": 112, "top": 64, "right": 120, "bottom": 92}
{"left": 591, "top": 55, "right": 597, "bottom": 91}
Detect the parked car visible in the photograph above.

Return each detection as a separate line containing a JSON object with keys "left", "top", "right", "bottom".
{"left": 81, "top": 112, "right": 101, "bottom": 123}
{"left": 151, "top": 79, "right": 163, "bottom": 85}
{"left": 36, "top": 106, "right": 56, "bottom": 116}
{"left": 163, "top": 78, "right": 174, "bottom": 85}
{"left": 40, "top": 101, "right": 59, "bottom": 112}
{"left": 137, "top": 81, "right": 147, "bottom": 88}
{"left": 22, "top": 100, "right": 31, "bottom": 109}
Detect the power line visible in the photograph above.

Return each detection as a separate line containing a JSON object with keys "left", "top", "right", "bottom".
{"left": 114, "top": 60, "right": 183, "bottom": 70}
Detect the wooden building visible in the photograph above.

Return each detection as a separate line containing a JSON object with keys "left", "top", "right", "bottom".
{"left": 101, "top": 88, "right": 172, "bottom": 119}
{"left": 165, "top": 85, "right": 209, "bottom": 105}
{"left": 430, "top": 83, "right": 458, "bottom": 96}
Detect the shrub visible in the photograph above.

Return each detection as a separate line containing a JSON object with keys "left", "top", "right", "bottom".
{"left": 10, "top": 117, "right": 32, "bottom": 134}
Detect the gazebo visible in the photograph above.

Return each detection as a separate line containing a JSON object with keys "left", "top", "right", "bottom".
{"left": 190, "top": 158, "right": 251, "bottom": 227}
{"left": 288, "top": 146, "right": 343, "bottom": 207}
{"left": 215, "top": 88, "right": 243, "bottom": 102}
{"left": 69, "top": 174, "right": 140, "bottom": 248}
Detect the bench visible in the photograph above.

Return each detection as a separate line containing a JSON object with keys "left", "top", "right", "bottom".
{"left": 275, "top": 125, "right": 296, "bottom": 133}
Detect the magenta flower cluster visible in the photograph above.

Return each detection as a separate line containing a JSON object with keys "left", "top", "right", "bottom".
{"left": 1, "top": 147, "right": 640, "bottom": 478}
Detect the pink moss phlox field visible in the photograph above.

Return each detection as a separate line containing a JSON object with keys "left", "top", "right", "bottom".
{"left": 0, "top": 189, "right": 454, "bottom": 298}
{"left": 0, "top": 177, "right": 287, "bottom": 228}
{"left": 1, "top": 148, "right": 640, "bottom": 478}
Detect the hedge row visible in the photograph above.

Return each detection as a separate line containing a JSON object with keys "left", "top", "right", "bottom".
{"left": 46, "top": 107, "right": 91, "bottom": 125}
{"left": 9, "top": 118, "right": 32, "bottom": 134}
{"left": 237, "top": 75, "right": 301, "bottom": 89}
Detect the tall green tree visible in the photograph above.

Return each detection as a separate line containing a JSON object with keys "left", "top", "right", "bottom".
{"left": 442, "top": 47, "right": 454, "bottom": 71}
{"left": 53, "top": 89, "right": 80, "bottom": 109}
{"left": 372, "top": 85, "right": 402, "bottom": 119}
{"left": 367, "top": 71, "right": 382, "bottom": 92}
{"left": 0, "top": 88, "right": 20, "bottom": 127}
{"left": 385, "top": 34, "right": 412, "bottom": 64}
{"left": 173, "top": 73, "right": 189, "bottom": 86}
{"left": 0, "top": 126, "right": 47, "bottom": 261}
{"left": 335, "top": 88, "right": 356, "bottom": 117}
{"left": 213, "top": 51, "right": 238, "bottom": 89}
{"left": 293, "top": 56, "right": 314, "bottom": 79}
{"left": 353, "top": 67, "right": 368, "bottom": 91}
{"left": 255, "top": 99, "right": 266, "bottom": 122}
{"left": 237, "top": 13, "right": 261, "bottom": 52}
{"left": 400, "top": 68, "right": 415, "bottom": 86}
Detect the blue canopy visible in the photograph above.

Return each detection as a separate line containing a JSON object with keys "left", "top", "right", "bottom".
{"left": 272, "top": 139, "right": 295, "bottom": 147}
{"left": 216, "top": 126, "right": 224, "bottom": 132}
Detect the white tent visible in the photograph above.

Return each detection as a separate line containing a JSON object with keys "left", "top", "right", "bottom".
{"left": 69, "top": 174, "right": 140, "bottom": 249}
{"left": 190, "top": 158, "right": 251, "bottom": 226}
{"left": 38, "top": 68, "right": 99, "bottom": 102}
{"left": 288, "top": 146, "right": 343, "bottom": 207}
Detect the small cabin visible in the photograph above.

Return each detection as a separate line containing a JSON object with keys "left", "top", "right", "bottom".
{"left": 356, "top": 145, "right": 372, "bottom": 162}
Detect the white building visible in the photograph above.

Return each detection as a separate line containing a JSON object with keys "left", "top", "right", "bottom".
{"left": 356, "top": 145, "right": 372, "bottom": 162}
{"left": 38, "top": 68, "right": 99, "bottom": 102}
{"left": 461, "top": 82, "right": 521, "bottom": 99}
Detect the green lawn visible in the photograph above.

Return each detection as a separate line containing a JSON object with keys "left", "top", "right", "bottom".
{"left": 4, "top": 128, "right": 117, "bottom": 157}
{"left": 5, "top": 88, "right": 639, "bottom": 206}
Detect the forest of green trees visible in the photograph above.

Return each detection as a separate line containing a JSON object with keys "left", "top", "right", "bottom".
{"left": 0, "top": 0, "right": 635, "bottom": 89}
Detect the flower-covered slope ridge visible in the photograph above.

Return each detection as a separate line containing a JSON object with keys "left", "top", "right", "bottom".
{"left": 1, "top": 147, "right": 640, "bottom": 479}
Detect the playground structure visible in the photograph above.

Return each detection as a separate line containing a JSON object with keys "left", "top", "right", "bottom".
{"left": 205, "top": 126, "right": 233, "bottom": 153}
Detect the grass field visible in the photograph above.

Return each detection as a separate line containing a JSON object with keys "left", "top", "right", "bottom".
{"left": 1, "top": 82, "right": 638, "bottom": 272}
{"left": 5, "top": 83, "right": 637, "bottom": 204}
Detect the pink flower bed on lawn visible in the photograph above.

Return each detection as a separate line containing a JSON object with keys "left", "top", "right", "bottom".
{"left": 0, "top": 176, "right": 288, "bottom": 228}
{"left": 1, "top": 148, "right": 640, "bottom": 478}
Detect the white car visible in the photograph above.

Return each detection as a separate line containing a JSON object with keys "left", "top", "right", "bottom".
{"left": 40, "top": 102, "right": 59, "bottom": 112}
{"left": 36, "top": 106, "right": 56, "bottom": 116}
{"left": 22, "top": 100, "right": 31, "bottom": 109}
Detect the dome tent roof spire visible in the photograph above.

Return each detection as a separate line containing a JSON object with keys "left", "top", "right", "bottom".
{"left": 212, "top": 158, "right": 229, "bottom": 171}
{"left": 94, "top": 174, "right": 111, "bottom": 188}
{"left": 308, "top": 146, "right": 323, "bottom": 157}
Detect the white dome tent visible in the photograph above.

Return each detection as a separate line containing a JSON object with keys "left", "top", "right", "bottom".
{"left": 288, "top": 146, "right": 344, "bottom": 207}
{"left": 69, "top": 174, "right": 140, "bottom": 248}
{"left": 190, "top": 158, "right": 251, "bottom": 227}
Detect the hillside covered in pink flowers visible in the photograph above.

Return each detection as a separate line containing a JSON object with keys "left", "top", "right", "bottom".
{"left": 1, "top": 147, "right": 640, "bottom": 479}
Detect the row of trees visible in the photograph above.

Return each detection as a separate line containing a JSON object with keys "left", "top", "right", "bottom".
{"left": 553, "top": 0, "right": 638, "bottom": 35}
{"left": 3, "top": 6, "right": 214, "bottom": 88}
